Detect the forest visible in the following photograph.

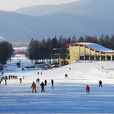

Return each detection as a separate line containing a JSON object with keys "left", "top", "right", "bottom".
{"left": 27, "top": 34, "right": 114, "bottom": 64}
{"left": 0, "top": 41, "right": 13, "bottom": 68}
{"left": 0, "top": 34, "right": 114, "bottom": 65}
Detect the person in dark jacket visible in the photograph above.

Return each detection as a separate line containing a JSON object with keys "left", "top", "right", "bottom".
{"left": 40, "top": 82, "right": 45, "bottom": 92}
{"left": 44, "top": 80, "right": 47, "bottom": 86}
{"left": 5, "top": 78, "right": 7, "bottom": 85}
{"left": 51, "top": 79, "right": 54, "bottom": 88}
{"left": 0, "top": 79, "right": 1, "bottom": 85}
{"left": 36, "top": 78, "right": 40, "bottom": 83}
{"left": 86, "top": 85, "right": 90, "bottom": 94}
{"left": 99, "top": 80, "right": 103, "bottom": 87}
{"left": 19, "top": 78, "right": 22, "bottom": 84}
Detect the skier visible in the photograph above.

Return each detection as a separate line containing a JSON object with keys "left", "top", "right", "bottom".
{"left": 51, "top": 79, "right": 54, "bottom": 88}
{"left": 44, "top": 80, "right": 47, "bottom": 86}
{"left": 69, "top": 68, "right": 71, "bottom": 70}
{"left": 31, "top": 81, "right": 37, "bottom": 93}
{"left": 65, "top": 74, "right": 68, "bottom": 78}
{"left": 40, "top": 82, "right": 45, "bottom": 92}
{"left": 86, "top": 85, "right": 90, "bottom": 94}
{"left": 19, "top": 78, "right": 22, "bottom": 84}
{"left": 99, "top": 80, "right": 102, "bottom": 87}
{"left": 36, "top": 78, "right": 40, "bottom": 83}
{"left": 0, "top": 79, "right": 1, "bottom": 85}
{"left": 5, "top": 78, "right": 7, "bottom": 85}
{"left": 41, "top": 72, "right": 42, "bottom": 75}
{"left": 37, "top": 72, "right": 39, "bottom": 75}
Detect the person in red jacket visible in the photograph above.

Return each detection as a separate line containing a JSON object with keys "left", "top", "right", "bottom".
{"left": 86, "top": 85, "right": 90, "bottom": 94}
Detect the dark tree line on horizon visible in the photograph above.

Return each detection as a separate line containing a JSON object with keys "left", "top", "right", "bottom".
{"left": 27, "top": 37, "right": 69, "bottom": 65}
{"left": 27, "top": 34, "right": 114, "bottom": 64}
{"left": 0, "top": 41, "right": 13, "bottom": 66}
{"left": 0, "top": 34, "right": 114, "bottom": 66}
{"left": 78, "top": 34, "right": 114, "bottom": 50}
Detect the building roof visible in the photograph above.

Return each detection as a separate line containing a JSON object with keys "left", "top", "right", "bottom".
{"left": 76, "top": 42, "right": 114, "bottom": 53}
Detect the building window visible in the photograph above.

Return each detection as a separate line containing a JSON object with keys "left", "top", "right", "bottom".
{"left": 112, "top": 56, "right": 114, "bottom": 60}
{"left": 107, "top": 56, "right": 111, "bottom": 60}
{"left": 85, "top": 55, "right": 89, "bottom": 60}
{"left": 96, "top": 56, "right": 100, "bottom": 60}
{"left": 67, "top": 56, "right": 70, "bottom": 59}
{"left": 90, "top": 56, "right": 94, "bottom": 60}
{"left": 101, "top": 56, "right": 105, "bottom": 60}
{"left": 80, "top": 56, "right": 84, "bottom": 60}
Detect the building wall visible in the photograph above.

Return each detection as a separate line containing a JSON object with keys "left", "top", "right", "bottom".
{"left": 80, "top": 45, "right": 85, "bottom": 56}
{"left": 67, "top": 44, "right": 114, "bottom": 64}
{"left": 68, "top": 45, "right": 80, "bottom": 63}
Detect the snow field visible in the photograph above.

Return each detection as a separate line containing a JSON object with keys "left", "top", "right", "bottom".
{"left": 0, "top": 61, "right": 114, "bottom": 113}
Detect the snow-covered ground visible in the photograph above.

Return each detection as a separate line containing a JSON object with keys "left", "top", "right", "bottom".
{"left": 1, "top": 61, "right": 114, "bottom": 113}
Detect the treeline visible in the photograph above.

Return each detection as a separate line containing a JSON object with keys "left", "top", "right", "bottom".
{"left": 78, "top": 34, "right": 114, "bottom": 49}
{"left": 28, "top": 35, "right": 114, "bottom": 64}
{"left": 27, "top": 37, "right": 69, "bottom": 64}
{"left": 0, "top": 41, "right": 13, "bottom": 65}
{"left": 0, "top": 34, "right": 114, "bottom": 66}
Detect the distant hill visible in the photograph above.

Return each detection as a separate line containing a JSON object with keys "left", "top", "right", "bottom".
{"left": 0, "top": 0, "right": 114, "bottom": 44}
{"left": 16, "top": 0, "right": 114, "bottom": 17}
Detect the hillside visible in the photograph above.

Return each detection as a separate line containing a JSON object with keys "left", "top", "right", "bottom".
{"left": 0, "top": 0, "right": 114, "bottom": 43}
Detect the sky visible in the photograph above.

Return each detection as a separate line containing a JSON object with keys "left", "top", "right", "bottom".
{"left": 0, "top": 0, "right": 79, "bottom": 11}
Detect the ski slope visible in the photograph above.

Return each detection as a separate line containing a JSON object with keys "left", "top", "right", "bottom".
{"left": 0, "top": 61, "right": 114, "bottom": 113}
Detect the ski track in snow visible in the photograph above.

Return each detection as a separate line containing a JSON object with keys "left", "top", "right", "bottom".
{"left": 0, "top": 61, "right": 114, "bottom": 113}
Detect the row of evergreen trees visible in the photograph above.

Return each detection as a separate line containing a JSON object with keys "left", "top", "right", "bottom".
{"left": 27, "top": 38, "right": 69, "bottom": 64}
{"left": 78, "top": 35, "right": 114, "bottom": 49}
{"left": 0, "top": 41, "right": 13, "bottom": 66}
{"left": 0, "top": 34, "right": 114, "bottom": 66}
{"left": 27, "top": 35, "right": 114, "bottom": 64}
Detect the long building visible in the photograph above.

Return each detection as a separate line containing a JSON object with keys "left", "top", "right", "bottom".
{"left": 67, "top": 42, "right": 114, "bottom": 64}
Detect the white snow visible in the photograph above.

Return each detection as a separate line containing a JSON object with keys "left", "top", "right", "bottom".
{"left": 1, "top": 61, "right": 114, "bottom": 113}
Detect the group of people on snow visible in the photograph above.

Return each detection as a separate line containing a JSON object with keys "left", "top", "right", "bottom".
{"left": 0, "top": 75, "right": 17, "bottom": 85}
{"left": 0, "top": 69, "right": 103, "bottom": 95}
{"left": 32, "top": 78, "right": 103, "bottom": 94}
{"left": 86, "top": 80, "right": 103, "bottom": 94}
{"left": 31, "top": 79, "right": 54, "bottom": 93}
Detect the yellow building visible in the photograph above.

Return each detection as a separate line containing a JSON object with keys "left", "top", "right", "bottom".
{"left": 67, "top": 42, "right": 114, "bottom": 64}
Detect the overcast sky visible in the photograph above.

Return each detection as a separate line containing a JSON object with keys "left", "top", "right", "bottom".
{"left": 0, "top": 0, "right": 79, "bottom": 11}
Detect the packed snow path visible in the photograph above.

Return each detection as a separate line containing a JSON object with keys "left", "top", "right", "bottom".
{"left": 1, "top": 61, "right": 114, "bottom": 113}
{"left": 0, "top": 83, "right": 114, "bottom": 113}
